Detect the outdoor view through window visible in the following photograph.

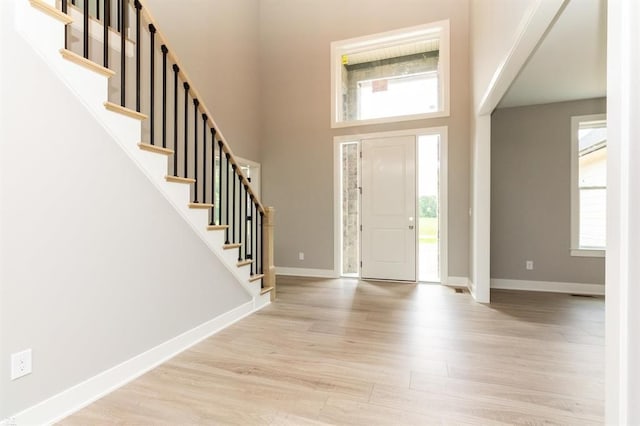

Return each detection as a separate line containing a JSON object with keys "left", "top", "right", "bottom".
{"left": 343, "top": 44, "right": 439, "bottom": 121}
{"left": 332, "top": 22, "right": 448, "bottom": 126}
{"left": 577, "top": 119, "right": 607, "bottom": 249}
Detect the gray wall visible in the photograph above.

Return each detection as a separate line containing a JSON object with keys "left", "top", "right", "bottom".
{"left": 144, "top": 0, "right": 261, "bottom": 161}
{"left": 259, "top": 0, "right": 471, "bottom": 276}
{"left": 491, "top": 98, "right": 606, "bottom": 284}
{"left": 0, "top": 1, "right": 250, "bottom": 417}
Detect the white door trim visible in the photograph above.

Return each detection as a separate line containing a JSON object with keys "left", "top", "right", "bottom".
{"left": 333, "top": 127, "right": 448, "bottom": 282}
{"left": 235, "top": 156, "right": 261, "bottom": 199}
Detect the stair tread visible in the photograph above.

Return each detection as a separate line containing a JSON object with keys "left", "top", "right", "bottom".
{"left": 188, "top": 202, "right": 214, "bottom": 209}
{"left": 60, "top": 49, "right": 115, "bottom": 78}
{"left": 138, "top": 143, "right": 173, "bottom": 156}
{"left": 260, "top": 286, "right": 274, "bottom": 295}
{"left": 249, "top": 274, "right": 265, "bottom": 283}
{"left": 104, "top": 101, "right": 148, "bottom": 121}
{"left": 237, "top": 259, "right": 253, "bottom": 267}
{"left": 223, "top": 243, "right": 242, "bottom": 250}
{"left": 30, "top": 0, "right": 73, "bottom": 24}
{"left": 165, "top": 175, "right": 196, "bottom": 184}
{"left": 207, "top": 224, "right": 229, "bottom": 231}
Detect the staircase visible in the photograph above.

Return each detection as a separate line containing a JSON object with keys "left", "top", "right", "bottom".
{"left": 18, "top": 0, "right": 276, "bottom": 306}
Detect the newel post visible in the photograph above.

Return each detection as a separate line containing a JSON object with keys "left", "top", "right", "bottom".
{"left": 263, "top": 206, "right": 276, "bottom": 301}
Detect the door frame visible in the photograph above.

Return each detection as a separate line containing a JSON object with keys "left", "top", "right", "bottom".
{"left": 235, "top": 156, "right": 261, "bottom": 199}
{"left": 333, "top": 126, "right": 448, "bottom": 283}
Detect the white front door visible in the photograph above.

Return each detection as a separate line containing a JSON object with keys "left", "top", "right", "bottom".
{"left": 361, "top": 135, "right": 416, "bottom": 281}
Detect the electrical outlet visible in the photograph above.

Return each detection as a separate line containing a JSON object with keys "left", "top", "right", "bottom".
{"left": 526, "top": 260, "right": 534, "bottom": 270}
{"left": 298, "top": 252, "right": 305, "bottom": 261}
{"left": 11, "top": 349, "right": 32, "bottom": 380}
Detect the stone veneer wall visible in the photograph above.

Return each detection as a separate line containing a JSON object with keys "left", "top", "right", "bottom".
{"left": 341, "top": 143, "right": 359, "bottom": 274}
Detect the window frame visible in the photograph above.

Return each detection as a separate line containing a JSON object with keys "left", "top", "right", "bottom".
{"left": 330, "top": 21, "right": 450, "bottom": 128}
{"left": 570, "top": 113, "right": 607, "bottom": 257}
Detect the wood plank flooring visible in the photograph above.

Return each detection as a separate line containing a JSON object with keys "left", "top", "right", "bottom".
{"left": 61, "top": 277, "right": 604, "bottom": 425}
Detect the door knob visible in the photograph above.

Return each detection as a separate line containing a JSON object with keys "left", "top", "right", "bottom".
{"left": 409, "top": 225, "right": 414, "bottom": 230}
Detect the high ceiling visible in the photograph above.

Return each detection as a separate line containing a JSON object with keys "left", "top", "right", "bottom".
{"left": 498, "top": 0, "right": 607, "bottom": 109}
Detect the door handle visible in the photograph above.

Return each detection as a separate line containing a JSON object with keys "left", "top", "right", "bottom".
{"left": 409, "top": 225, "right": 414, "bottom": 230}
{"left": 409, "top": 216, "right": 414, "bottom": 229}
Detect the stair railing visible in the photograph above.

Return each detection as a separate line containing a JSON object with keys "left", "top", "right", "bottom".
{"left": 56, "top": 0, "right": 276, "bottom": 298}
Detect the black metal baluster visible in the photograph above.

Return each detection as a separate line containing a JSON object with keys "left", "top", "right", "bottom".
{"left": 256, "top": 206, "right": 260, "bottom": 275}
{"left": 96, "top": 0, "right": 100, "bottom": 20}
{"left": 218, "top": 140, "right": 223, "bottom": 226}
{"left": 183, "top": 82, "right": 189, "bottom": 178}
{"left": 103, "top": 0, "right": 109, "bottom": 67}
{"left": 62, "top": 0, "right": 68, "bottom": 49}
{"left": 250, "top": 200, "right": 255, "bottom": 275}
{"left": 238, "top": 176, "right": 243, "bottom": 261}
{"left": 259, "top": 210, "right": 264, "bottom": 274}
{"left": 161, "top": 46, "right": 168, "bottom": 149}
{"left": 202, "top": 115, "right": 207, "bottom": 206}
{"left": 244, "top": 185, "right": 249, "bottom": 261}
{"left": 172, "top": 64, "right": 179, "bottom": 176}
{"left": 231, "top": 164, "right": 237, "bottom": 243}
{"left": 254, "top": 202, "right": 259, "bottom": 271}
{"left": 149, "top": 24, "right": 156, "bottom": 145}
{"left": 83, "top": 0, "right": 89, "bottom": 58}
{"left": 225, "top": 152, "right": 231, "bottom": 244}
{"left": 120, "top": 0, "right": 126, "bottom": 107}
{"left": 255, "top": 203, "right": 259, "bottom": 270}
{"left": 134, "top": 1, "right": 141, "bottom": 112}
{"left": 116, "top": 0, "right": 120, "bottom": 31}
{"left": 193, "top": 99, "right": 199, "bottom": 202}
{"left": 210, "top": 128, "right": 217, "bottom": 226}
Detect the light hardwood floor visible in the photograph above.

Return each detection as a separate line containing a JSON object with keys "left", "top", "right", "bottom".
{"left": 62, "top": 277, "right": 604, "bottom": 425}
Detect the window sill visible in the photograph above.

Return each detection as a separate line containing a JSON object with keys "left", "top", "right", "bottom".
{"left": 571, "top": 248, "right": 605, "bottom": 258}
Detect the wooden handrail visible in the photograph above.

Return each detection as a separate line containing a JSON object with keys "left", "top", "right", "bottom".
{"left": 134, "top": 0, "right": 265, "bottom": 213}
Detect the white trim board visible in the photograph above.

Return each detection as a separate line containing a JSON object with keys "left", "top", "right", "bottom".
{"left": 276, "top": 267, "right": 339, "bottom": 279}
{"left": 5, "top": 301, "right": 260, "bottom": 426}
{"left": 491, "top": 279, "right": 604, "bottom": 296}
{"left": 468, "top": 278, "right": 478, "bottom": 300}
{"left": 444, "top": 276, "right": 469, "bottom": 287}
{"left": 477, "top": 0, "right": 566, "bottom": 114}
{"left": 445, "top": 276, "right": 479, "bottom": 299}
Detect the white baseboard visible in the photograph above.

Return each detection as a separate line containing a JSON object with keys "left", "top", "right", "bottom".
{"left": 491, "top": 278, "right": 605, "bottom": 295}
{"left": 445, "top": 276, "right": 469, "bottom": 287}
{"left": 276, "top": 267, "right": 338, "bottom": 278}
{"left": 468, "top": 279, "right": 477, "bottom": 300}
{"left": 8, "top": 301, "right": 261, "bottom": 425}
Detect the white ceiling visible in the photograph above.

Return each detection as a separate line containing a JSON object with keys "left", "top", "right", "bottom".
{"left": 498, "top": 0, "right": 607, "bottom": 109}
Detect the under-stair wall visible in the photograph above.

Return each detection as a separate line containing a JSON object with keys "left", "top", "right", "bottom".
{"left": 0, "top": 0, "right": 272, "bottom": 422}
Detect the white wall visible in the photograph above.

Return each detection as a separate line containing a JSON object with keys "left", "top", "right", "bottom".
{"left": 0, "top": 0, "right": 250, "bottom": 418}
{"left": 605, "top": 0, "right": 640, "bottom": 422}
{"left": 468, "top": 0, "right": 565, "bottom": 301}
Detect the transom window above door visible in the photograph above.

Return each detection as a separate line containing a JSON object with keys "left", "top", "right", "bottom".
{"left": 331, "top": 21, "right": 450, "bottom": 128}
